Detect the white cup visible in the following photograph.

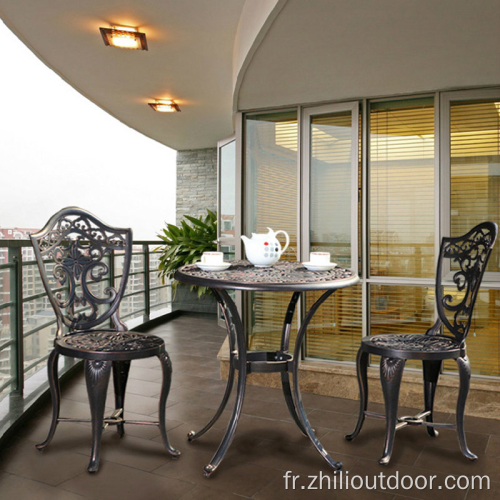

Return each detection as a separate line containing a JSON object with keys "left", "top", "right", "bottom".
{"left": 310, "top": 252, "right": 331, "bottom": 265}
{"left": 201, "top": 251, "right": 224, "bottom": 265}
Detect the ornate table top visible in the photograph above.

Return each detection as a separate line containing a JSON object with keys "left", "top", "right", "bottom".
{"left": 174, "top": 260, "right": 359, "bottom": 292}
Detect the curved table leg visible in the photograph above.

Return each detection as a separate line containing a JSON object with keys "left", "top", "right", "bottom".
{"left": 345, "top": 347, "right": 369, "bottom": 441}
{"left": 204, "top": 288, "right": 247, "bottom": 477}
{"left": 291, "top": 289, "right": 343, "bottom": 471}
{"left": 279, "top": 292, "right": 308, "bottom": 436}
{"left": 188, "top": 288, "right": 236, "bottom": 442}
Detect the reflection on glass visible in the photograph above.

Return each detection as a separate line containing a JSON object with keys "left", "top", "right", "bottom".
{"left": 245, "top": 112, "right": 298, "bottom": 351}
{"left": 220, "top": 140, "right": 236, "bottom": 237}
{"left": 450, "top": 99, "right": 500, "bottom": 272}
{"left": 220, "top": 244, "right": 236, "bottom": 262}
{"left": 370, "top": 99, "right": 435, "bottom": 278}
{"left": 247, "top": 291, "right": 298, "bottom": 352}
{"left": 245, "top": 111, "right": 298, "bottom": 260}
{"left": 370, "top": 284, "right": 434, "bottom": 368}
{"left": 305, "top": 285, "right": 362, "bottom": 362}
{"left": 443, "top": 288, "right": 500, "bottom": 377}
{"left": 310, "top": 111, "right": 353, "bottom": 268}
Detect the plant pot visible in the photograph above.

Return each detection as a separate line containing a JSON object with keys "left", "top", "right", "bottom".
{"left": 172, "top": 282, "right": 217, "bottom": 314}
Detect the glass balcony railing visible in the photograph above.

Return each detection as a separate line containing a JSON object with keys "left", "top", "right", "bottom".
{"left": 0, "top": 240, "right": 172, "bottom": 407}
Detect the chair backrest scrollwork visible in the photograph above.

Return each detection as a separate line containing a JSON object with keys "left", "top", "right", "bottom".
{"left": 30, "top": 207, "right": 132, "bottom": 337}
{"left": 436, "top": 221, "right": 498, "bottom": 344}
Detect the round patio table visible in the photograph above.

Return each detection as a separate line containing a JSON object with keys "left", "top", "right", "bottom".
{"left": 174, "top": 260, "right": 359, "bottom": 477}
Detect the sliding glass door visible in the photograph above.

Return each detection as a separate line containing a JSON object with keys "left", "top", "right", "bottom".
{"left": 244, "top": 111, "right": 299, "bottom": 350}
{"left": 234, "top": 88, "right": 500, "bottom": 377}
{"left": 441, "top": 89, "right": 500, "bottom": 376}
{"left": 302, "top": 103, "right": 361, "bottom": 361}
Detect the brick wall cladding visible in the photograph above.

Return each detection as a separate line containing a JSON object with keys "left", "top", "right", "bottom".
{"left": 176, "top": 148, "right": 217, "bottom": 225}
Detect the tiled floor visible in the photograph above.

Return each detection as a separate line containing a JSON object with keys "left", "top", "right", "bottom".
{"left": 1, "top": 314, "right": 499, "bottom": 499}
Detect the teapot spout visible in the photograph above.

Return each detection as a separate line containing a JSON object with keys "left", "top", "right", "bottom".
{"left": 241, "top": 235, "right": 250, "bottom": 244}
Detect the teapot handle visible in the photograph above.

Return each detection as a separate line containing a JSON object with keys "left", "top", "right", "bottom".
{"left": 275, "top": 230, "right": 290, "bottom": 256}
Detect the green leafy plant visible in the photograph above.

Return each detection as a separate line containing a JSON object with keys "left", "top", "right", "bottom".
{"left": 157, "top": 209, "right": 217, "bottom": 297}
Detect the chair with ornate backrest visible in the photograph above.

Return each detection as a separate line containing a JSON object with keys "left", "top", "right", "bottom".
{"left": 30, "top": 207, "right": 180, "bottom": 472}
{"left": 346, "top": 222, "right": 498, "bottom": 465}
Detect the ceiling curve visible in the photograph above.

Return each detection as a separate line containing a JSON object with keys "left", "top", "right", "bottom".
{"left": 0, "top": 0, "right": 245, "bottom": 150}
{"left": 237, "top": 0, "right": 500, "bottom": 110}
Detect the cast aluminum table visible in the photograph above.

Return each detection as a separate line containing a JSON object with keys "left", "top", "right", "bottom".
{"left": 174, "top": 260, "right": 359, "bottom": 477}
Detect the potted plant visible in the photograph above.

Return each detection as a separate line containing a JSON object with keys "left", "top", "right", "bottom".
{"left": 157, "top": 210, "right": 217, "bottom": 309}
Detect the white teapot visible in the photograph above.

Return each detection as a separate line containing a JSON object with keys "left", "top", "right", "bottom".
{"left": 241, "top": 228, "right": 289, "bottom": 267}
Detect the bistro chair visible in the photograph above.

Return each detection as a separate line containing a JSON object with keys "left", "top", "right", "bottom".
{"left": 30, "top": 207, "right": 180, "bottom": 472}
{"left": 346, "top": 222, "right": 498, "bottom": 465}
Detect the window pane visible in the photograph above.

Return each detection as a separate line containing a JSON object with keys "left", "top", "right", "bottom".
{"left": 450, "top": 99, "right": 500, "bottom": 272}
{"left": 310, "top": 111, "right": 357, "bottom": 268}
{"left": 244, "top": 112, "right": 298, "bottom": 350}
{"left": 305, "top": 285, "right": 362, "bottom": 362}
{"left": 247, "top": 291, "right": 298, "bottom": 352}
{"left": 220, "top": 140, "right": 236, "bottom": 237}
{"left": 443, "top": 288, "right": 500, "bottom": 377}
{"left": 245, "top": 111, "right": 298, "bottom": 258}
{"left": 370, "top": 99, "right": 435, "bottom": 278}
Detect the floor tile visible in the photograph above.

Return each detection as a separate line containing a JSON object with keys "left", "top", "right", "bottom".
{"left": 2, "top": 314, "right": 499, "bottom": 499}
{"left": 70, "top": 432, "right": 180, "bottom": 472}
{"left": 59, "top": 461, "right": 194, "bottom": 500}
{"left": 178, "top": 485, "right": 244, "bottom": 500}
{"left": 348, "top": 458, "right": 469, "bottom": 500}
{"left": 254, "top": 473, "right": 395, "bottom": 500}
{"left": 0, "top": 472, "right": 88, "bottom": 500}
{"left": 152, "top": 447, "right": 281, "bottom": 497}
{"left": 0, "top": 440, "right": 91, "bottom": 486}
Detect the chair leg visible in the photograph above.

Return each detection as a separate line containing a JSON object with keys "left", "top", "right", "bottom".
{"left": 422, "top": 360, "right": 442, "bottom": 438}
{"left": 85, "top": 359, "right": 112, "bottom": 473}
{"left": 379, "top": 356, "right": 405, "bottom": 465}
{"left": 345, "top": 348, "right": 369, "bottom": 441}
{"left": 158, "top": 352, "right": 181, "bottom": 457}
{"left": 456, "top": 356, "right": 477, "bottom": 461}
{"left": 36, "top": 350, "right": 60, "bottom": 451}
{"left": 112, "top": 360, "right": 130, "bottom": 437}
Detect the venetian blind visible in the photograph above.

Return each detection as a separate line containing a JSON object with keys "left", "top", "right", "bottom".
{"left": 244, "top": 112, "right": 298, "bottom": 351}
{"left": 305, "top": 109, "right": 362, "bottom": 361}
{"left": 449, "top": 100, "right": 500, "bottom": 272}
{"left": 370, "top": 99, "right": 435, "bottom": 278}
{"left": 310, "top": 111, "right": 353, "bottom": 267}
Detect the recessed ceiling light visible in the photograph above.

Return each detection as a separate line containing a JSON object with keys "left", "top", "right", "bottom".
{"left": 148, "top": 100, "right": 181, "bottom": 113}
{"left": 99, "top": 25, "right": 147, "bottom": 50}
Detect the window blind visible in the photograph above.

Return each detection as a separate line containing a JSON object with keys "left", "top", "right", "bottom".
{"left": 245, "top": 112, "right": 298, "bottom": 350}
{"left": 450, "top": 100, "right": 500, "bottom": 272}
{"left": 370, "top": 99, "right": 435, "bottom": 278}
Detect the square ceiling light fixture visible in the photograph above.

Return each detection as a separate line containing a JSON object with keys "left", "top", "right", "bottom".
{"left": 100, "top": 25, "right": 148, "bottom": 50}
{"left": 149, "top": 100, "right": 181, "bottom": 112}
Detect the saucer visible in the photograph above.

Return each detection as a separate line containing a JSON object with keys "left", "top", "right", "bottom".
{"left": 302, "top": 262, "right": 337, "bottom": 271}
{"left": 195, "top": 261, "right": 231, "bottom": 272}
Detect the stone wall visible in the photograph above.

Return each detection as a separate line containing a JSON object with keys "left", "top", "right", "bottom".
{"left": 176, "top": 148, "right": 217, "bottom": 224}
{"left": 174, "top": 147, "right": 218, "bottom": 314}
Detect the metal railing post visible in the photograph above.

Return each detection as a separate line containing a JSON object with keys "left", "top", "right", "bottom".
{"left": 8, "top": 246, "right": 24, "bottom": 395}
{"left": 144, "top": 244, "right": 151, "bottom": 322}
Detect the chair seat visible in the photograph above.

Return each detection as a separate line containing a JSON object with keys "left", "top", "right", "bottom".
{"left": 361, "top": 334, "right": 464, "bottom": 360}
{"left": 55, "top": 330, "right": 165, "bottom": 361}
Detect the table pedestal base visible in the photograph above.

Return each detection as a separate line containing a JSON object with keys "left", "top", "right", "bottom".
{"left": 187, "top": 288, "right": 344, "bottom": 477}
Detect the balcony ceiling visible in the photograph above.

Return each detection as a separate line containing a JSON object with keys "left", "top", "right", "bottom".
{"left": 2, "top": 0, "right": 499, "bottom": 151}
{"left": 0, "top": 0, "right": 245, "bottom": 150}
{"left": 237, "top": 0, "right": 500, "bottom": 110}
